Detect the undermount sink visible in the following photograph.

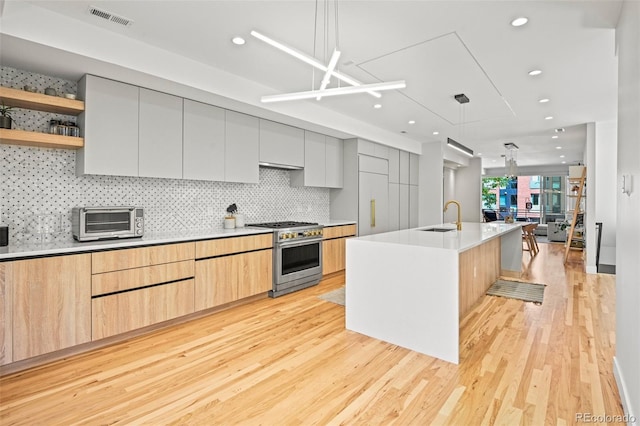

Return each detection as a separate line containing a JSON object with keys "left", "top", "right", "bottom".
{"left": 420, "top": 227, "right": 455, "bottom": 233}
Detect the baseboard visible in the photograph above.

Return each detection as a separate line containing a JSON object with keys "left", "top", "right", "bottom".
{"left": 613, "top": 356, "right": 638, "bottom": 425}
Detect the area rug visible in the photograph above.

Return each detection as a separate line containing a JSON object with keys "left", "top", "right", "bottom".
{"left": 318, "top": 287, "right": 345, "bottom": 306}
{"left": 486, "top": 279, "right": 545, "bottom": 304}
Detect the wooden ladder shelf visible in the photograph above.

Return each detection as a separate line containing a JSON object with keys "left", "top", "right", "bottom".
{"left": 564, "top": 167, "right": 586, "bottom": 263}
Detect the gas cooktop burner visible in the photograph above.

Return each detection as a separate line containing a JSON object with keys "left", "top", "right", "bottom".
{"left": 249, "top": 221, "right": 319, "bottom": 229}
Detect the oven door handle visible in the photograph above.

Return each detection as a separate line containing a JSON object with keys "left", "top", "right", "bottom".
{"left": 278, "top": 237, "right": 323, "bottom": 247}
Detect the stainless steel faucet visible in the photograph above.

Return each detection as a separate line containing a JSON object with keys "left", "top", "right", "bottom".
{"left": 444, "top": 200, "right": 462, "bottom": 231}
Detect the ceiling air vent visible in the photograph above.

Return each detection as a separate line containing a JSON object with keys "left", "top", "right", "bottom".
{"left": 88, "top": 6, "right": 134, "bottom": 27}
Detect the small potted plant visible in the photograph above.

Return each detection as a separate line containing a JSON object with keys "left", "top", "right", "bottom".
{"left": 0, "top": 104, "right": 14, "bottom": 129}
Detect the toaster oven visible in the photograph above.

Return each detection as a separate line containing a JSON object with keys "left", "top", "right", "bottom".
{"left": 72, "top": 207, "right": 144, "bottom": 241}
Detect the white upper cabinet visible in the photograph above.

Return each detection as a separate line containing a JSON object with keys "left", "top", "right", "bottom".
{"left": 399, "top": 150, "right": 410, "bottom": 184}
{"left": 183, "top": 100, "right": 225, "bottom": 181}
{"left": 77, "top": 75, "right": 139, "bottom": 177}
{"left": 259, "top": 119, "right": 304, "bottom": 168}
{"left": 388, "top": 148, "right": 400, "bottom": 184}
{"left": 388, "top": 183, "right": 400, "bottom": 231}
{"left": 138, "top": 88, "right": 183, "bottom": 179}
{"left": 225, "top": 111, "right": 259, "bottom": 184}
{"left": 410, "top": 153, "right": 419, "bottom": 185}
{"left": 325, "top": 136, "right": 343, "bottom": 188}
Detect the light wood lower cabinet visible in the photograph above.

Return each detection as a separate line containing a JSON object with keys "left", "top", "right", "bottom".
{"left": 0, "top": 263, "right": 12, "bottom": 365}
{"left": 6, "top": 254, "right": 92, "bottom": 362}
{"left": 195, "top": 249, "right": 272, "bottom": 310}
{"left": 322, "top": 224, "right": 357, "bottom": 275}
{"left": 458, "top": 238, "right": 500, "bottom": 318}
{"left": 92, "top": 279, "right": 195, "bottom": 340}
{"left": 92, "top": 242, "right": 195, "bottom": 274}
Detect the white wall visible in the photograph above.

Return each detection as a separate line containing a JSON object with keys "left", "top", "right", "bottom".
{"left": 443, "top": 167, "right": 456, "bottom": 223}
{"left": 614, "top": 0, "right": 640, "bottom": 420}
{"left": 419, "top": 141, "right": 444, "bottom": 226}
{"left": 594, "top": 121, "right": 618, "bottom": 265}
{"left": 455, "top": 158, "right": 483, "bottom": 223}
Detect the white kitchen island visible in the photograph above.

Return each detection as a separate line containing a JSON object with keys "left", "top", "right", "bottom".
{"left": 345, "top": 222, "right": 523, "bottom": 364}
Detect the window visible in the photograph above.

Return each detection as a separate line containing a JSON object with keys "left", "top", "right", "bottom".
{"left": 531, "top": 194, "right": 539, "bottom": 205}
{"left": 530, "top": 176, "right": 540, "bottom": 189}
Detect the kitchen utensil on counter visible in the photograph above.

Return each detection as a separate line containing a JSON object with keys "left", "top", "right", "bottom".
{"left": 234, "top": 213, "right": 245, "bottom": 228}
{"left": 44, "top": 87, "right": 57, "bottom": 96}
{"left": 224, "top": 216, "right": 235, "bottom": 229}
{"left": 23, "top": 85, "right": 36, "bottom": 92}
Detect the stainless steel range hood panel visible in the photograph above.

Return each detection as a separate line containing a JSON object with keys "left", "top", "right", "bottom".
{"left": 258, "top": 162, "right": 303, "bottom": 170}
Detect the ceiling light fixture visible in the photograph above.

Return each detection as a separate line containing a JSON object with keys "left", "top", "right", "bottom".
{"left": 545, "top": 116, "right": 554, "bottom": 120}
{"left": 504, "top": 142, "right": 519, "bottom": 178}
{"left": 251, "top": 3, "right": 406, "bottom": 104}
{"left": 555, "top": 127, "right": 565, "bottom": 133}
{"left": 447, "top": 138, "right": 473, "bottom": 157}
{"left": 408, "top": 120, "right": 415, "bottom": 125}
{"left": 511, "top": 17, "right": 529, "bottom": 27}
{"left": 231, "top": 36, "right": 246, "bottom": 45}
{"left": 556, "top": 146, "right": 562, "bottom": 149}
{"left": 539, "top": 98, "right": 550, "bottom": 103}
{"left": 261, "top": 80, "right": 406, "bottom": 103}
{"left": 562, "top": 161, "right": 566, "bottom": 164}
{"left": 373, "top": 103, "right": 382, "bottom": 109}
{"left": 528, "top": 69, "right": 542, "bottom": 76}
{"left": 433, "top": 131, "right": 439, "bottom": 135}
{"left": 552, "top": 135, "right": 559, "bottom": 139}
{"left": 560, "top": 155, "right": 565, "bottom": 158}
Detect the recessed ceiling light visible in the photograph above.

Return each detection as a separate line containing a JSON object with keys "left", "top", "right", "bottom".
{"left": 539, "top": 98, "right": 550, "bottom": 103}
{"left": 555, "top": 127, "right": 565, "bottom": 132}
{"left": 556, "top": 146, "right": 562, "bottom": 149}
{"left": 477, "top": 152, "right": 482, "bottom": 156}
{"left": 511, "top": 17, "right": 528, "bottom": 27}
{"left": 373, "top": 104, "right": 382, "bottom": 109}
{"left": 492, "top": 159, "right": 497, "bottom": 163}
{"left": 560, "top": 155, "right": 565, "bottom": 158}
{"left": 408, "top": 120, "right": 416, "bottom": 124}
{"left": 528, "top": 69, "right": 542, "bottom": 76}
{"left": 232, "top": 36, "right": 246, "bottom": 45}
{"left": 552, "top": 135, "right": 559, "bottom": 139}
{"left": 545, "top": 116, "right": 554, "bottom": 120}
{"left": 401, "top": 130, "right": 407, "bottom": 134}
{"left": 433, "top": 131, "right": 439, "bottom": 135}
{"left": 561, "top": 161, "right": 566, "bottom": 164}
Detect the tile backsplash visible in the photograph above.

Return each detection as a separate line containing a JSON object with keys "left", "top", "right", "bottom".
{"left": 1, "top": 67, "right": 330, "bottom": 244}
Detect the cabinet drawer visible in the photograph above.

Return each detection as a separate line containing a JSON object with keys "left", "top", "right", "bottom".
{"left": 92, "top": 279, "right": 195, "bottom": 340}
{"left": 92, "top": 242, "right": 195, "bottom": 273}
{"left": 92, "top": 260, "right": 195, "bottom": 296}
{"left": 323, "top": 225, "right": 357, "bottom": 239}
{"left": 196, "top": 234, "right": 272, "bottom": 258}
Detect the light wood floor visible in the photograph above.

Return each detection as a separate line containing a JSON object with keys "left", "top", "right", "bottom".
{"left": 0, "top": 243, "right": 623, "bottom": 425}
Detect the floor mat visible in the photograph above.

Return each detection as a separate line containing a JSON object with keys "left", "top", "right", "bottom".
{"left": 486, "top": 279, "right": 545, "bottom": 304}
{"left": 318, "top": 287, "right": 345, "bottom": 306}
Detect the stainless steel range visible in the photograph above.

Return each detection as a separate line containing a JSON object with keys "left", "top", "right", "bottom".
{"left": 249, "top": 221, "right": 323, "bottom": 297}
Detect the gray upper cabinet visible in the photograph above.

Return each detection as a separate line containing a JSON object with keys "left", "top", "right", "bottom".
{"left": 399, "top": 184, "right": 410, "bottom": 229}
{"left": 399, "top": 150, "right": 410, "bottom": 184}
{"left": 183, "top": 100, "right": 225, "bottom": 181}
{"left": 325, "top": 136, "right": 343, "bottom": 188}
{"left": 388, "top": 183, "right": 400, "bottom": 231}
{"left": 409, "top": 184, "right": 419, "bottom": 228}
{"left": 388, "top": 148, "right": 400, "bottom": 184}
{"left": 77, "top": 75, "right": 139, "bottom": 177}
{"left": 225, "top": 111, "right": 259, "bottom": 184}
{"left": 409, "top": 153, "right": 419, "bottom": 185}
{"left": 138, "top": 88, "right": 183, "bottom": 179}
{"left": 291, "top": 131, "right": 343, "bottom": 188}
{"left": 259, "top": 120, "right": 304, "bottom": 168}
{"left": 358, "top": 139, "right": 389, "bottom": 159}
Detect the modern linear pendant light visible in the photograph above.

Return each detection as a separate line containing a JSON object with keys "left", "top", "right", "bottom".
{"left": 251, "top": 0, "right": 406, "bottom": 103}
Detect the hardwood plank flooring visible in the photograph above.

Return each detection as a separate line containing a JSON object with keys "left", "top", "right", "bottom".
{"left": 0, "top": 243, "right": 623, "bottom": 424}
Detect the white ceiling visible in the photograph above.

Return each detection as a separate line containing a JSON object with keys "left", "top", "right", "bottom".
{"left": 0, "top": 0, "right": 621, "bottom": 170}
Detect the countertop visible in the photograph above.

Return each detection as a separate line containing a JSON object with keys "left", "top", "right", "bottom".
{"left": 0, "top": 220, "right": 358, "bottom": 261}
{"left": 351, "top": 222, "right": 522, "bottom": 253}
